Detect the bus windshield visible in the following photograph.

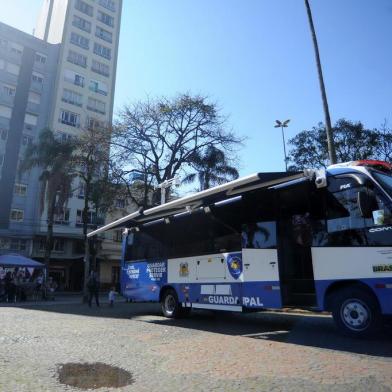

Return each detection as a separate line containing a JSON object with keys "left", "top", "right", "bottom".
{"left": 372, "top": 170, "right": 392, "bottom": 198}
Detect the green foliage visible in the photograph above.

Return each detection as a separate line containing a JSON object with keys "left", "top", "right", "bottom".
{"left": 183, "top": 146, "right": 239, "bottom": 191}
{"left": 20, "top": 128, "right": 76, "bottom": 214}
{"left": 287, "top": 119, "right": 391, "bottom": 170}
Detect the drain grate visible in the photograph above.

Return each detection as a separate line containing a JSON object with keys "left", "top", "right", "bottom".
{"left": 57, "top": 362, "right": 134, "bottom": 389}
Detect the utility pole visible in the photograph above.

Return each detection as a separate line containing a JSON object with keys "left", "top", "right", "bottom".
{"left": 304, "top": 0, "right": 337, "bottom": 164}
{"left": 274, "top": 119, "right": 290, "bottom": 171}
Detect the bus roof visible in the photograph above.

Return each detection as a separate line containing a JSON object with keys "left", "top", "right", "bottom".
{"left": 87, "top": 171, "right": 309, "bottom": 238}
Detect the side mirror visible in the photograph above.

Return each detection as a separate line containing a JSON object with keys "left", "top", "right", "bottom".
{"left": 357, "top": 190, "right": 378, "bottom": 219}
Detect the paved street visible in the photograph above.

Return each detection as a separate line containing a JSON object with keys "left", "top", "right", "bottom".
{"left": 0, "top": 300, "right": 391, "bottom": 391}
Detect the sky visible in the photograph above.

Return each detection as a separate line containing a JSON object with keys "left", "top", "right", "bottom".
{"left": 1, "top": 0, "right": 392, "bottom": 176}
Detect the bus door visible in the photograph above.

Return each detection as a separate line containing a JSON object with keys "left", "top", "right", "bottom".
{"left": 277, "top": 182, "right": 317, "bottom": 307}
{"left": 241, "top": 221, "right": 282, "bottom": 309}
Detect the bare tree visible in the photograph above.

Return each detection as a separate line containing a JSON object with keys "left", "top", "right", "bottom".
{"left": 73, "top": 124, "right": 111, "bottom": 301}
{"left": 112, "top": 94, "right": 243, "bottom": 205}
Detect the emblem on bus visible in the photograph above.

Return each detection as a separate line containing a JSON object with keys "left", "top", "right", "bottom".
{"left": 227, "top": 254, "right": 242, "bottom": 279}
{"left": 179, "top": 262, "right": 189, "bottom": 277}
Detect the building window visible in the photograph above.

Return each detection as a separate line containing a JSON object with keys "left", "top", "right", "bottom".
{"left": 3, "top": 85, "right": 16, "bottom": 96}
{"left": 0, "top": 38, "right": 7, "bottom": 48}
{"left": 75, "top": 0, "right": 93, "bottom": 16}
{"left": 0, "top": 105, "right": 12, "bottom": 119}
{"left": 39, "top": 239, "right": 65, "bottom": 252}
{"left": 91, "top": 60, "right": 109, "bottom": 77}
{"left": 88, "top": 117, "right": 106, "bottom": 131}
{"left": 22, "top": 135, "right": 33, "bottom": 146}
{"left": 31, "top": 72, "right": 44, "bottom": 84}
{"left": 87, "top": 97, "right": 106, "bottom": 114}
{"left": 95, "top": 26, "right": 112, "bottom": 43}
{"left": 72, "top": 15, "right": 91, "bottom": 33}
{"left": 64, "top": 69, "right": 85, "bottom": 87}
{"left": 10, "top": 239, "right": 27, "bottom": 251}
{"left": 14, "top": 183, "right": 27, "bottom": 196}
{"left": 10, "top": 209, "right": 24, "bottom": 222}
{"left": 59, "top": 109, "right": 80, "bottom": 127}
{"left": 0, "top": 153, "right": 4, "bottom": 166}
{"left": 93, "top": 42, "right": 111, "bottom": 60}
{"left": 56, "top": 131, "right": 73, "bottom": 143}
{"left": 89, "top": 79, "right": 108, "bottom": 96}
{"left": 70, "top": 32, "right": 90, "bottom": 50}
{"left": 99, "top": 0, "right": 116, "bottom": 12}
{"left": 97, "top": 10, "right": 114, "bottom": 27}
{"left": 78, "top": 182, "right": 86, "bottom": 198}
{"left": 54, "top": 208, "right": 70, "bottom": 225}
{"left": 6, "top": 62, "right": 20, "bottom": 76}
{"left": 1, "top": 129, "right": 8, "bottom": 141}
{"left": 25, "top": 113, "right": 38, "bottom": 126}
{"left": 115, "top": 199, "right": 125, "bottom": 208}
{"left": 10, "top": 43, "right": 23, "bottom": 56}
{"left": 35, "top": 52, "right": 47, "bottom": 64}
{"left": 76, "top": 210, "right": 97, "bottom": 226}
{"left": 113, "top": 230, "right": 122, "bottom": 242}
{"left": 28, "top": 91, "right": 41, "bottom": 105}
{"left": 62, "top": 88, "right": 83, "bottom": 107}
{"left": 67, "top": 50, "right": 87, "bottom": 68}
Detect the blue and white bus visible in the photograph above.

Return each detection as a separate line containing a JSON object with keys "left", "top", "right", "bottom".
{"left": 89, "top": 160, "right": 392, "bottom": 337}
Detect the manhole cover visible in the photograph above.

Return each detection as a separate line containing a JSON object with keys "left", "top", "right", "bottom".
{"left": 57, "top": 362, "right": 134, "bottom": 389}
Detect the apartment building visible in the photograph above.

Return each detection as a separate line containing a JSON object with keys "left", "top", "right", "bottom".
{"left": 0, "top": 21, "right": 60, "bottom": 258}
{"left": 31, "top": 0, "right": 122, "bottom": 289}
{"left": 0, "top": 0, "right": 122, "bottom": 290}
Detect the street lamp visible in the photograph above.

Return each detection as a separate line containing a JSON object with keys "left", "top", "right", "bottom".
{"left": 274, "top": 119, "right": 290, "bottom": 171}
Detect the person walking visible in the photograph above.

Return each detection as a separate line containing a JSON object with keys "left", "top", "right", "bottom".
{"left": 87, "top": 270, "right": 100, "bottom": 308}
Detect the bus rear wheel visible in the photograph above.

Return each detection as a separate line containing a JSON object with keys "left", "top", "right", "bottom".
{"left": 161, "top": 289, "right": 181, "bottom": 318}
{"left": 331, "top": 286, "right": 381, "bottom": 338}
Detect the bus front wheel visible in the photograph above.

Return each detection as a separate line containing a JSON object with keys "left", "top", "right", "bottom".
{"left": 331, "top": 286, "right": 381, "bottom": 338}
{"left": 161, "top": 289, "right": 181, "bottom": 318}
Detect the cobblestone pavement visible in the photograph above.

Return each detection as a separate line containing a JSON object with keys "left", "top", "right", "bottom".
{"left": 0, "top": 301, "right": 391, "bottom": 391}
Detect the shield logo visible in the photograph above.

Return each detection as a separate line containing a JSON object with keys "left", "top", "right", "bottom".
{"left": 227, "top": 254, "right": 242, "bottom": 280}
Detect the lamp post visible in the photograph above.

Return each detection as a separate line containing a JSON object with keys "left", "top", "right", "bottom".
{"left": 274, "top": 119, "right": 290, "bottom": 171}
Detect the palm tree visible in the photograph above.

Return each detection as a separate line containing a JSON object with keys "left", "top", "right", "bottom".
{"left": 304, "top": 0, "right": 337, "bottom": 164}
{"left": 20, "top": 129, "right": 76, "bottom": 268}
{"left": 183, "top": 146, "right": 239, "bottom": 191}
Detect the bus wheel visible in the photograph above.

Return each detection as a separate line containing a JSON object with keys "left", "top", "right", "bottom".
{"left": 331, "top": 286, "right": 381, "bottom": 338}
{"left": 161, "top": 289, "right": 181, "bottom": 318}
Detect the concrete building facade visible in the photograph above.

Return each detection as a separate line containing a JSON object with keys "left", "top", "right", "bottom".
{"left": 0, "top": 0, "right": 123, "bottom": 290}
{"left": 0, "top": 21, "right": 60, "bottom": 258}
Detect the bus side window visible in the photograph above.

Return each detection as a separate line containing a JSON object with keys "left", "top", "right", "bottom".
{"left": 242, "top": 221, "right": 276, "bottom": 249}
{"left": 326, "top": 184, "right": 368, "bottom": 233}
{"left": 366, "top": 186, "right": 392, "bottom": 227}
{"left": 124, "top": 233, "right": 134, "bottom": 261}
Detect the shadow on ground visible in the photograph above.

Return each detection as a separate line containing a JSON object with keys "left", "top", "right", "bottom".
{"left": 4, "top": 301, "right": 392, "bottom": 358}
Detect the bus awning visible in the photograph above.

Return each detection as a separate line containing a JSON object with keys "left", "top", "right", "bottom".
{"left": 87, "top": 171, "right": 310, "bottom": 238}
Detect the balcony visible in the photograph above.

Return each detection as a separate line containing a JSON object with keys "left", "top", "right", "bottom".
{"left": 26, "top": 101, "right": 40, "bottom": 113}
{"left": 30, "top": 80, "right": 43, "bottom": 92}
{"left": 0, "top": 93, "right": 14, "bottom": 107}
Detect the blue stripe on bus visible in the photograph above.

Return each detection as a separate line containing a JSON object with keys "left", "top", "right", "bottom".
{"left": 314, "top": 278, "right": 392, "bottom": 314}
{"left": 171, "top": 281, "right": 281, "bottom": 309}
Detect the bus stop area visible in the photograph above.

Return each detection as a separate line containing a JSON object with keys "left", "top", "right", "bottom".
{"left": 0, "top": 301, "right": 391, "bottom": 391}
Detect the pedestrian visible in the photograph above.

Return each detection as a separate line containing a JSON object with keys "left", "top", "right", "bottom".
{"left": 87, "top": 270, "right": 100, "bottom": 308}
{"left": 108, "top": 286, "right": 117, "bottom": 307}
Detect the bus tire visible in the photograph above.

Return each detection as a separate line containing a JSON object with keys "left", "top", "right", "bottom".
{"left": 161, "top": 289, "right": 181, "bottom": 318}
{"left": 331, "top": 286, "right": 381, "bottom": 338}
